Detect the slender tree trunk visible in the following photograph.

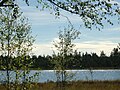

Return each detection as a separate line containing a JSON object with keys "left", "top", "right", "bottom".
{"left": 6, "top": 28, "right": 10, "bottom": 90}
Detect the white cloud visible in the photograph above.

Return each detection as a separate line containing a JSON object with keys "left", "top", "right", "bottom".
{"left": 17, "top": 0, "right": 120, "bottom": 27}
{"left": 108, "top": 27, "right": 120, "bottom": 31}
{"left": 32, "top": 43, "right": 53, "bottom": 56}
{"left": 74, "top": 41, "right": 117, "bottom": 56}
{"left": 16, "top": 0, "right": 119, "bottom": 56}
{"left": 18, "top": 2, "right": 83, "bottom": 26}
{"left": 32, "top": 40, "right": 118, "bottom": 56}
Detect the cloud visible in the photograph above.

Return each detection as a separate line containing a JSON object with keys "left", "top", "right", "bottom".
{"left": 108, "top": 27, "right": 120, "bottom": 31}
{"left": 32, "top": 43, "right": 53, "bottom": 56}
{"left": 32, "top": 40, "right": 118, "bottom": 56}
{"left": 74, "top": 41, "right": 117, "bottom": 56}
{"left": 16, "top": 0, "right": 119, "bottom": 56}
{"left": 17, "top": 1, "right": 83, "bottom": 26}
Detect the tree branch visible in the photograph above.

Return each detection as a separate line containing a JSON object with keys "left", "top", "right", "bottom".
{"left": 0, "top": 0, "right": 14, "bottom": 7}
{"left": 47, "top": 0, "right": 79, "bottom": 14}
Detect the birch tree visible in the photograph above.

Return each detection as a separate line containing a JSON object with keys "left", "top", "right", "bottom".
{"left": 52, "top": 25, "right": 80, "bottom": 89}
{"left": 0, "top": 4, "right": 35, "bottom": 90}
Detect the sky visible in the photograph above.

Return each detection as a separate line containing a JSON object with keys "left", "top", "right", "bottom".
{"left": 16, "top": 0, "right": 120, "bottom": 56}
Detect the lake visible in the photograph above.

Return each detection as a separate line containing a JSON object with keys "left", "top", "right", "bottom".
{"left": 0, "top": 70, "right": 120, "bottom": 83}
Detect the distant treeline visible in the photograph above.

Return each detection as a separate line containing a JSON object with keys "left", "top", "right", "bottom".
{"left": 0, "top": 48, "right": 120, "bottom": 70}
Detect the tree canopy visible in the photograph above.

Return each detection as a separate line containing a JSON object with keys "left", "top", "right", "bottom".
{"left": 0, "top": 0, "right": 120, "bottom": 30}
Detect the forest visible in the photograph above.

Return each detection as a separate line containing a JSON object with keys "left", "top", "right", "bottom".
{"left": 0, "top": 47, "right": 120, "bottom": 70}
{"left": 0, "top": 0, "right": 120, "bottom": 90}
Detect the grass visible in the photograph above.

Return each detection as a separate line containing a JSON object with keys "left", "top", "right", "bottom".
{"left": 0, "top": 80, "right": 120, "bottom": 90}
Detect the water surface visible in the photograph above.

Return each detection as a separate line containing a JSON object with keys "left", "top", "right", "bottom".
{"left": 0, "top": 70, "right": 120, "bottom": 83}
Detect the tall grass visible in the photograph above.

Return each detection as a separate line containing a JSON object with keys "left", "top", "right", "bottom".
{"left": 0, "top": 80, "right": 120, "bottom": 90}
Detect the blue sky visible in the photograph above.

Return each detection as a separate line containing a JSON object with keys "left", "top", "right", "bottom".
{"left": 17, "top": 0, "right": 120, "bottom": 56}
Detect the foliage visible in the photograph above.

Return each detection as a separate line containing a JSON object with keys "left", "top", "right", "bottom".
{"left": 1, "top": 45, "right": 119, "bottom": 70}
{"left": 7, "top": 0, "right": 120, "bottom": 30}
{"left": 1, "top": 0, "right": 120, "bottom": 30}
{"left": 51, "top": 25, "right": 80, "bottom": 89}
{"left": 0, "top": 3, "right": 38, "bottom": 90}
{"left": 47, "top": 0, "right": 120, "bottom": 30}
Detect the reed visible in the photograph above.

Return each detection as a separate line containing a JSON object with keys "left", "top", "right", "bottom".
{"left": 0, "top": 80, "right": 120, "bottom": 90}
